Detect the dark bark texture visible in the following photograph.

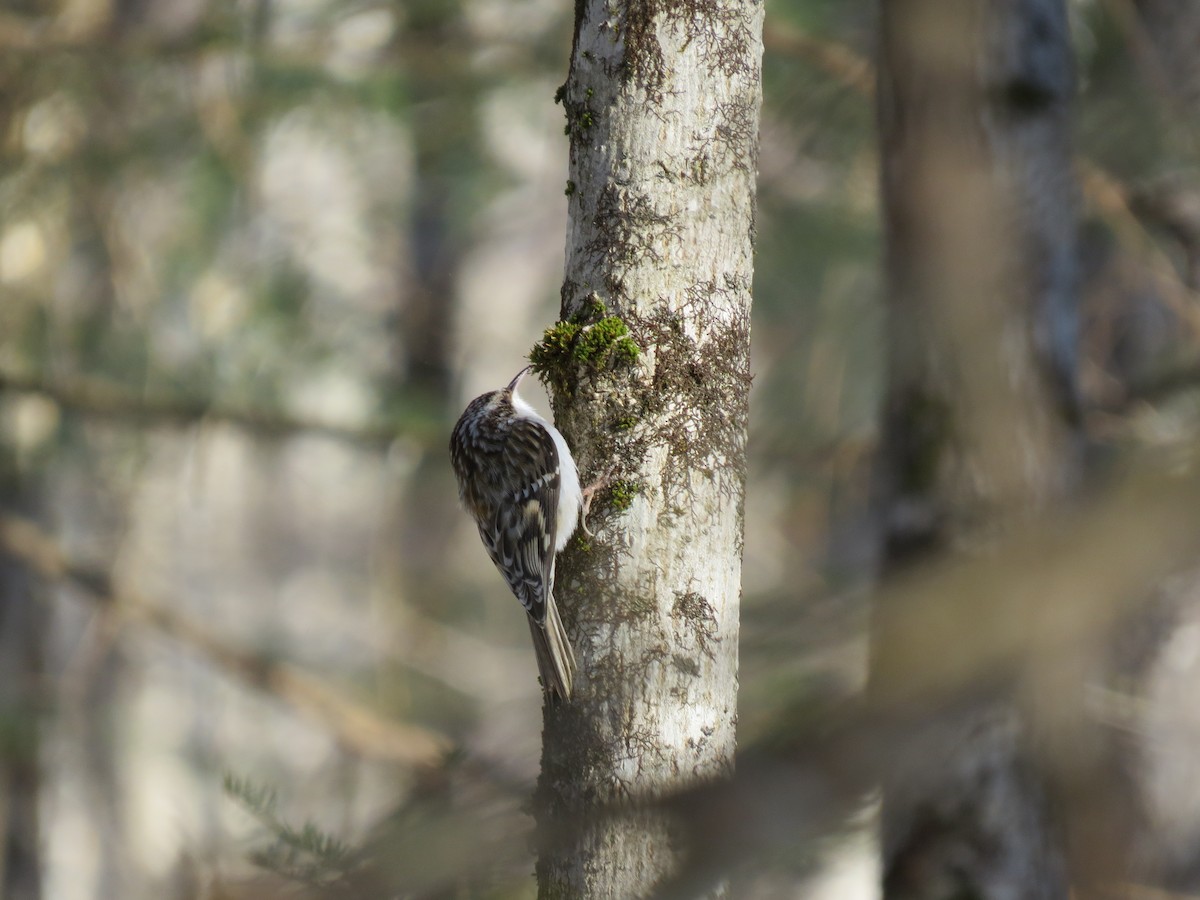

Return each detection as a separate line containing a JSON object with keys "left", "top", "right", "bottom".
{"left": 0, "top": 564, "right": 43, "bottom": 900}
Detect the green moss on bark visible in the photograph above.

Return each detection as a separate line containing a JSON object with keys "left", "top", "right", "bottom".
{"left": 606, "top": 479, "right": 642, "bottom": 511}
{"left": 528, "top": 295, "right": 640, "bottom": 398}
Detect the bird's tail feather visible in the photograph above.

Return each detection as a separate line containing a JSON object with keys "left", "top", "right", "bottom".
{"left": 529, "top": 598, "right": 576, "bottom": 702}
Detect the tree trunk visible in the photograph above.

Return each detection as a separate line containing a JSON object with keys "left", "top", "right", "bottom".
{"left": 0, "top": 563, "right": 44, "bottom": 900}
{"left": 534, "top": 1, "right": 763, "bottom": 896}
{"left": 874, "top": 1, "right": 1082, "bottom": 898}
{"left": 0, "top": 440, "right": 45, "bottom": 900}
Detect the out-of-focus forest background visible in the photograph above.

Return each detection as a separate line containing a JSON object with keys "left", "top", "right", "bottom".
{"left": 2, "top": 0, "right": 1200, "bottom": 897}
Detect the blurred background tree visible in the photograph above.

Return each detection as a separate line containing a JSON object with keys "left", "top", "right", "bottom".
{"left": 1, "top": 0, "right": 1200, "bottom": 898}
{"left": 874, "top": 1, "right": 1081, "bottom": 897}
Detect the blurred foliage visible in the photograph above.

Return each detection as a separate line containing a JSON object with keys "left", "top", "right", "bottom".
{"left": 224, "top": 773, "right": 353, "bottom": 887}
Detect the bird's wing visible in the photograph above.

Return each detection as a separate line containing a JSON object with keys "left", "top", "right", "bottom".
{"left": 479, "top": 417, "right": 561, "bottom": 625}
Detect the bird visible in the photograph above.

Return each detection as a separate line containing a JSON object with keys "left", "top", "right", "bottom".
{"left": 449, "top": 365, "right": 595, "bottom": 701}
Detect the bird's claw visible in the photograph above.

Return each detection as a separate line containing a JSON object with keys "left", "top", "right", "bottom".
{"left": 580, "top": 466, "right": 617, "bottom": 535}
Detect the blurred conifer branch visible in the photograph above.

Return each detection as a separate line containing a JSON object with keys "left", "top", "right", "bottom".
{"left": 0, "top": 513, "right": 452, "bottom": 767}
{"left": 223, "top": 773, "right": 354, "bottom": 888}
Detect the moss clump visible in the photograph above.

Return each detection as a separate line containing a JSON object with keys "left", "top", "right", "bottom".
{"left": 607, "top": 479, "right": 642, "bottom": 512}
{"left": 581, "top": 295, "right": 607, "bottom": 319}
{"left": 576, "top": 316, "right": 636, "bottom": 364}
{"left": 529, "top": 297, "right": 640, "bottom": 395}
{"left": 613, "top": 337, "right": 638, "bottom": 364}
{"left": 531, "top": 319, "right": 583, "bottom": 370}
{"left": 564, "top": 180, "right": 576, "bottom": 196}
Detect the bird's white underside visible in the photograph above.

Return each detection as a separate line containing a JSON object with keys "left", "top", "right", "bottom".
{"left": 511, "top": 388, "right": 583, "bottom": 553}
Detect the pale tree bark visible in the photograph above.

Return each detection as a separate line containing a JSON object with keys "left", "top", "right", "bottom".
{"left": 874, "top": 1, "right": 1089, "bottom": 898}
{"left": 533, "top": 1, "right": 763, "bottom": 897}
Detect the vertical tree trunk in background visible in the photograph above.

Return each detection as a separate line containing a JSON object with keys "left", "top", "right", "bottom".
{"left": 0, "top": 563, "right": 44, "bottom": 900}
{"left": 536, "top": 1, "right": 763, "bottom": 896}
{"left": 0, "top": 48, "right": 42, "bottom": 897}
{"left": 397, "top": 0, "right": 475, "bottom": 404}
{"left": 389, "top": 0, "right": 477, "bottom": 625}
{"left": 875, "top": 1, "right": 1082, "bottom": 898}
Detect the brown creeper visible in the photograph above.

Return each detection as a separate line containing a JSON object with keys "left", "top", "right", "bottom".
{"left": 449, "top": 365, "right": 585, "bottom": 701}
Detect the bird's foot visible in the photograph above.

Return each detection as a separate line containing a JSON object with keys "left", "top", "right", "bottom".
{"left": 580, "top": 467, "right": 616, "bottom": 537}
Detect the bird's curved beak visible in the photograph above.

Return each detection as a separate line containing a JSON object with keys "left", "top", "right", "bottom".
{"left": 507, "top": 365, "right": 533, "bottom": 393}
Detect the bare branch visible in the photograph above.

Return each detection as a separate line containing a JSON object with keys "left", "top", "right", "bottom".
{"left": 0, "top": 370, "right": 421, "bottom": 449}
{"left": 1080, "top": 161, "right": 1200, "bottom": 338}
{"left": 763, "top": 21, "right": 874, "bottom": 98}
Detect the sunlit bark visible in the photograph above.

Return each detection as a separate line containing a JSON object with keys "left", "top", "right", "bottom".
{"left": 535, "top": 1, "right": 764, "bottom": 896}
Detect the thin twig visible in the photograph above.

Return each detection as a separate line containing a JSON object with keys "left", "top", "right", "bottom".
{"left": 0, "top": 370, "right": 422, "bottom": 448}
{"left": 1079, "top": 161, "right": 1200, "bottom": 338}
{"left": 763, "top": 22, "right": 874, "bottom": 98}
{"left": 1111, "top": 361, "right": 1200, "bottom": 410}
{"left": 0, "top": 514, "right": 452, "bottom": 768}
